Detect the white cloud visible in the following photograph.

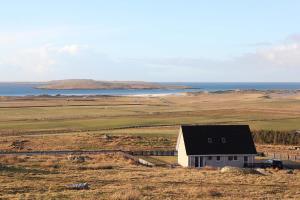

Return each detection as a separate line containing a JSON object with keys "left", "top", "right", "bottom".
{"left": 242, "top": 42, "right": 300, "bottom": 68}
{"left": 1, "top": 30, "right": 299, "bottom": 82}
{"left": 137, "top": 38, "right": 300, "bottom": 70}
{"left": 120, "top": 35, "right": 300, "bottom": 81}
{"left": 2, "top": 45, "right": 53, "bottom": 73}
{"left": 56, "top": 44, "right": 88, "bottom": 55}
{"left": 286, "top": 33, "right": 300, "bottom": 42}
{"left": 0, "top": 44, "right": 87, "bottom": 74}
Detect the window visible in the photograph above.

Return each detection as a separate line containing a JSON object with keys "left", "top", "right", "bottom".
{"left": 208, "top": 156, "right": 212, "bottom": 160}
{"left": 234, "top": 156, "right": 238, "bottom": 160}
{"left": 216, "top": 156, "right": 220, "bottom": 161}
{"left": 244, "top": 156, "right": 248, "bottom": 162}
{"left": 221, "top": 137, "right": 226, "bottom": 143}
{"left": 228, "top": 156, "right": 233, "bottom": 161}
{"left": 208, "top": 138, "right": 212, "bottom": 143}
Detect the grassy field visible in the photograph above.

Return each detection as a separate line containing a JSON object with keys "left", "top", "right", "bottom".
{"left": 1, "top": 91, "right": 300, "bottom": 199}
{"left": 1, "top": 92, "right": 300, "bottom": 134}
{"left": 0, "top": 91, "right": 300, "bottom": 152}
{"left": 0, "top": 153, "right": 299, "bottom": 200}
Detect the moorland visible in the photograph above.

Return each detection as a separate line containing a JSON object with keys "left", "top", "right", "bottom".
{"left": 0, "top": 90, "right": 300, "bottom": 199}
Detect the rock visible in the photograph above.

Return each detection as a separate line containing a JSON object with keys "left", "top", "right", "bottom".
{"left": 67, "top": 155, "right": 88, "bottom": 163}
{"left": 286, "top": 169, "right": 294, "bottom": 174}
{"left": 66, "top": 183, "right": 89, "bottom": 190}
{"left": 255, "top": 168, "right": 268, "bottom": 175}
{"left": 101, "top": 134, "right": 111, "bottom": 140}
{"left": 220, "top": 166, "right": 262, "bottom": 175}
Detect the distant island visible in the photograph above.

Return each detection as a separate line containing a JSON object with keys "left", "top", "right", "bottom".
{"left": 36, "top": 79, "right": 190, "bottom": 90}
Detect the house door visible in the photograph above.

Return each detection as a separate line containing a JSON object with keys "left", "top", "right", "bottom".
{"left": 194, "top": 156, "right": 204, "bottom": 168}
{"left": 195, "top": 157, "right": 199, "bottom": 167}
{"left": 200, "top": 156, "right": 204, "bottom": 167}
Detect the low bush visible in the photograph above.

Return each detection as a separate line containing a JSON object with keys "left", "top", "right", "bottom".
{"left": 78, "top": 164, "right": 114, "bottom": 170}
{"left": 252, "top": 130, "right": 300, "bottom": 145}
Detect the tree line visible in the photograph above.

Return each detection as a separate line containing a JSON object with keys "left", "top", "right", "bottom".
{"left": 252, "top": 130, "right": 300, "bottom": 145}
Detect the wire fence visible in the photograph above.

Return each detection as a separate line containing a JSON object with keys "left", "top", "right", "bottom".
{"left": 264, "top": 152, "right": 300, "bottom": 161}
{"left": 127, "top": 150, "right": 177, "bottom": 156}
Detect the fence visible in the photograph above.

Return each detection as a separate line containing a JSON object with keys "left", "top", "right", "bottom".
{"left": 264, "top": 152, "right": 300, "bottom": 161}
{"left": 0, "top": 150, "right": 178, "bottom": 157}
{"left": 127, "top": 150, "right": 177, "bottom": 156}
{"left": 0, "top": 150, "right": 120, "bottom": 156}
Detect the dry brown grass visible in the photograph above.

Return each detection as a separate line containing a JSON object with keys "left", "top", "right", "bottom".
{"left": 0, "top": 154, "right": 299, "bottom": 199}
{"left": 0, "top": 133, "right": 176, "bottom": 152}
{"left": 200, "top": 165, "right": 219, "bottom": 171}
{"left": 40, "top": 159, "right": 61, "bottom": 169}
{"left": 111, "top": 189, "right": 142, "bottom": 200}
{"left": 188, "top": 186, "right": 223, "bottom": 199}
{"left": 0, "top": 155, "right": 27, "bottom": 164}
{"left": 1, "top": 92, "right": 300, "bottom": 199}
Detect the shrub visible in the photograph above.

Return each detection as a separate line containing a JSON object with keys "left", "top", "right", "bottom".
{"left": 78, "top": 164, "right": 114, "bottom": 170}
{"left": 208, "top": 189, "right": 222, "bottom": 197}
{"left": 252, "top": 130, "right": 300, "bottom": 145}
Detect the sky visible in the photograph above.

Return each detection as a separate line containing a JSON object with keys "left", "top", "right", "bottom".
{"left": 0, "top": 0, "right": 300, "bottom": 82}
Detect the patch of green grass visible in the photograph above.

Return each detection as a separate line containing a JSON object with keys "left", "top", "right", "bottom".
{"left": 1, "top": 94, "right": 300, "bottom": 136}
{"left": 1, "top": 114, "right": 299, "bottom": 135}
{"left": 249, "top": 118, "right": 300, "bottom": 131}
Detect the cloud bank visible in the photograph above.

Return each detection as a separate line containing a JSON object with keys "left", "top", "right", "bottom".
{"left": 0, "top": 33, "right": 300, "bottom": 82}
{"left": 0, "top": 44, "right": 88, "bottom": 74}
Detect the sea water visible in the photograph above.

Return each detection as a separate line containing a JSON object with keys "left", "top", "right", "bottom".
{"left": 0, "top": 82, "right": 299, "bottom": 96}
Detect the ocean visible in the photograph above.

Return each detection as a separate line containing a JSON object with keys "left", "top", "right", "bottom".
{"left": 0, "top": 82, "right": 299, "bottom": 96}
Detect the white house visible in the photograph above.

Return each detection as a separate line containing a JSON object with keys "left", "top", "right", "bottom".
{"left": 176, "top": 125, "right": 257, "bottom": 168}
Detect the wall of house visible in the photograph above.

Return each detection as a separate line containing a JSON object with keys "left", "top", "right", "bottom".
{"left": 188, "top": 155, "right": 255, "bottom": 168}
{"left": 204, "top": 155, "right": 244, "bottom": 168}
{"left": 177, "top": 130, "right": 189, "bottom": 167}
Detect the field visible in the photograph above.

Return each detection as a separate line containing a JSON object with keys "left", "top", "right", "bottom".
{"left": 0, "top": 153, "right": 300, "bottom": 200}
{"left": 1, "top": 91, "right": 300, "bottom": 199}
{"left": 0, "top": 91, "right": 300, "bottom": 152}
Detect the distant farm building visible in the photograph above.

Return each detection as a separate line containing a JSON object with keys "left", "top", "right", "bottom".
{"left": 176, "top": 125, "right": 257, "bottom": 168}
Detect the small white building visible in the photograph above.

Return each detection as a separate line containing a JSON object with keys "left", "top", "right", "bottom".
{"left": 176, "top": 125, "right": 257, "bottom": 168}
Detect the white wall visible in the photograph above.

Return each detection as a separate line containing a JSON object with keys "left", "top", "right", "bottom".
{"left": 177, "top": 130, "right": 189, "bottom": 167}
{"left": 204, "top": 155, "right": 244, "bottom": 168}
{"left": 188, "top": 155, "right": 255, "bottom": 168}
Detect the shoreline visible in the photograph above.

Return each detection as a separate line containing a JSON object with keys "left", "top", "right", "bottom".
{"left": 0, "top": 89, "right": 300, "bottom": 98}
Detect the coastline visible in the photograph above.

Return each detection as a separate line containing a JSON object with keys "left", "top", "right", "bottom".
{"left": 1, "top": 82, "right": 300, "bottom": 97}
{"left": 126, "top": 92, "right": 187, "bottom": 97}
{"left": 0, "top": 89, "right": 300, "bottom": 98}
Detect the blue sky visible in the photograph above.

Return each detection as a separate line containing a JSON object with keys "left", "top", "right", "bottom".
{"left": 0, "top": 1, "right": 300, "bottom": 82}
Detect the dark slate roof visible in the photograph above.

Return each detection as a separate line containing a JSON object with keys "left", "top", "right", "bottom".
{"left": 181, "top": 125, "right": 257, "bottom": 155}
